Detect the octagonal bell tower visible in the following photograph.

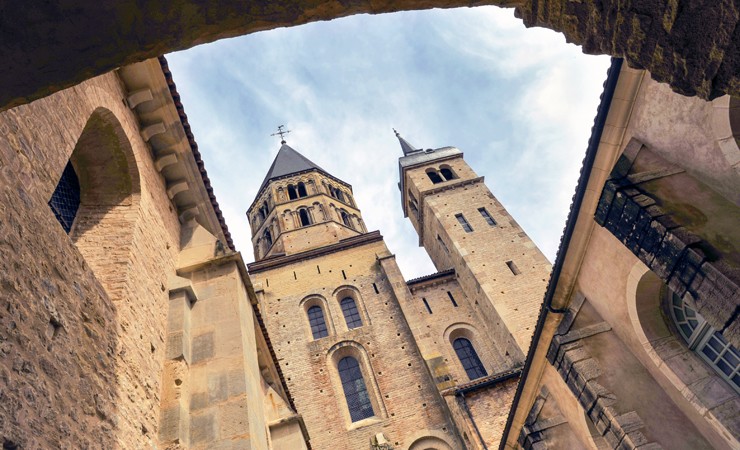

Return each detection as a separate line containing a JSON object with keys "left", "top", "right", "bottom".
{"left": 247, "top": 142, "right": 366, "bottom": 261}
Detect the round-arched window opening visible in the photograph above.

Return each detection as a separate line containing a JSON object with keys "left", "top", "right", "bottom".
{"left": 337, "top": 356, "right": 374, "bottom": 422}
{"left": 340, "top": 210, "right": 353, "bottom": 229}
{"left": 340, "top": 297, "right": 362, "bottom": 329}
{"left": 439, "top": 165, "right": 457, "bottom": 181}
{"left": 669, "top": 291, "right": 740, "bottom": 392}
{"left": 452, "top": 337, "right": 487, "bottom": 380}
{"left": 297, "top": 182, "right": 308, "bottom": 198}
{"left": 426, "top": 168, "right": 443, "bottom": 184}
{"left": 307, "top": 305, "right": 329, "bottom": 339}
{"left": 288, "top": 184, "right": 298, "bottom": 200}
{"left": 299, "top": 209, "right": 312, "bottom": 227}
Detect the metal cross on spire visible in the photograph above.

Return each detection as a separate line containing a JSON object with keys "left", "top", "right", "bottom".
{"left": 271, "top": 125, "right": 291, "bottom": 144}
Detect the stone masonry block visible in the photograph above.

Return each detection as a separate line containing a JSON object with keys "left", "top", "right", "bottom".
{"left": 190, "top": 412, "right": 215, "bottom": 445}
{"left": 208, "top": 372, "right": 229, "bottom": 404}
{"left": 191, "top": 332, "right": 215, "bottom": 364}
{"left": 219, "top": 400, "right": 249, "bottom": 439}
{"left": 158, "top": 405, "right": 183, "bottom": 443}
{"left": 190, "top": 392, "right": 209, "bottom": 411}
{"left": 227, "top": 368, "right": 247, "bottom": 397}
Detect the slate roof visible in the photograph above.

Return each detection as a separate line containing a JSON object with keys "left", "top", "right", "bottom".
{"left": 258, "top": 143, "right": 325, "bottom": 193}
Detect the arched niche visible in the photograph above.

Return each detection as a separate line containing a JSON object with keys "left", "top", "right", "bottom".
{"left": 627, "top": 263, "right": 739, "bottom": 448}
{"left": 326, "top": 340, "right": 386, "bottom": 427}
{"left": 299, "top": 295, "right": 335, "bottom": 341}
{"left": 443, "top": 322, "right": 495, "bottom": 381}
{"left": 406, "top": 431, "right": 455, "bottom": 450}
{"left": 63, "top": 107, "right": 141, "bottom": 295}
{"left": 333, "top": 285, "right": 371, "bottom": 330}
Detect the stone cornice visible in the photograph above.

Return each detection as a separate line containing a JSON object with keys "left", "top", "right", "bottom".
{"left": 248, "top": 231, "right": 384, "bottom": 273}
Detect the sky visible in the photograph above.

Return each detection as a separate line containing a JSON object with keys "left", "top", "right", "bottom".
{"left": 166, "top": 6, "right": 612, "bottom": 280}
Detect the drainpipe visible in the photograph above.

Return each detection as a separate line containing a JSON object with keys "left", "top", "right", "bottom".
{"left": 457, "top": 392, "right": 488, "bottom": 450}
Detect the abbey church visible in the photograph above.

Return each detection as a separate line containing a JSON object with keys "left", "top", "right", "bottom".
{"left": 0, "top": 3, "right": 738, "bottom": 450}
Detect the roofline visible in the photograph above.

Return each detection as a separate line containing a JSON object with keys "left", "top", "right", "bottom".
{"left": 158, "top": 56, "right": 235, "bottom": 251}
{"left": 247, "top": 231, "right": 384, "bottom": 273}
{"left": 406, "top": 268, "right": 456, "bottom": 286}
{"left": 498, "top": 57, "right": 623, "bottom": 449}
{"left": 247, "top": 167, "right": 354, "bottom": 214}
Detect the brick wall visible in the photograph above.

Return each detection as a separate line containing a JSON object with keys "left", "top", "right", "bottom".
{"left": 250, "top": 238, "right": 459, "bottom": 449}
{"left": 0, "top": 71, "right": 181, "bottom": 447}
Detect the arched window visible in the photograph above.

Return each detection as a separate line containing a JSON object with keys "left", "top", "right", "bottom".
{"left": 338, "top": 356, "right": 374, "bottom": 422}
{"left": 329, "top": 186, "right": 336, "bottom": 198}
{"left": 336, "top": 189, "right": 345, "bottom": 202}
{"left": 426, "top": 168, "right": 443, "bottom": 184}
{"left": 340, "top": 210, "right": 353, "bottom": 228}
{"left": 297, "top": 182, "right": 307, "bottom": 198}
{"left": 263, "top": 229, "right": 272, "bottom": 250}
{"left": 670, "top": 292, "right": 740, "bottom": 390}
{"left": 49, "top": 161, "right": 81, "bottom": 234}
{"left": 439, "top": 165, "right": 457, "bottom": 181}
{"left": 261, "top": 201, "right": 269, "bottom": 220}
{"left": 307, "top": 305, "right": 328, "bottom": 339}
{"left": 453, "top": 338, "right": 487, "bottom": 380}
{"left": 288, "top": 184, "right": 298, "bottom": 200}
{"left": 341, "top": 297, "right": 362, "bottom": 329}
{"left": 299, "top": 209, "right": 312, "bottom": 227}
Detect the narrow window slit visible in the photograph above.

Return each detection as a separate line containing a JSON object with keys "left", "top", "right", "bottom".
{"left": 506, "top": 260, "right": 521, "bottom": 275}
{"left": 447, "top": 291, "right": 458, "bottom": 307}
{"left": 423, "top": 298, "right": 432, "bottom": 314}
{"left": 342, "top": 270, "right": 347, "bottom": 280}
{"left": 372, "top": 283, "right": 379, "bottom": 294}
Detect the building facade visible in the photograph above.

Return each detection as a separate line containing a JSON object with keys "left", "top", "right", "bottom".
{"left": 246, "top": 132, "right": 551, "bottom": 448}
{"left": 502, "top": 60, "right": 740, "bottom": 450}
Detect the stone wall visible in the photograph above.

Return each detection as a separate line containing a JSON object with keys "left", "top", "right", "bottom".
{"left": 0, "top": 0, "right": 737, "bottom": 111}
{"left": 0, "top": 72, "right": 181, "bottom": 447}
{"left": 405, "top": 154, "right": 551, "bottom": 355}
{"left": 250, "top": 237, "right": 460, "bottom": 449}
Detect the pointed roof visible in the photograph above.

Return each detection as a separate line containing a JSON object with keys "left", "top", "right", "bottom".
{"left": 258, "top": 143, "right": 324, "bottom": 192}
{"left": 394, "top": 129, "right": 420, "bottom": 155}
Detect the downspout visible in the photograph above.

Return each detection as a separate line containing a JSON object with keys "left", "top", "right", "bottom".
{"left": 457, "top": 392, "right": 488, "bottom": 450}
{"left": 498, "top": 57, "right": 623, "bottom": 449}
{"left": 455, "top": 368, "right": 522, "bottom": 450}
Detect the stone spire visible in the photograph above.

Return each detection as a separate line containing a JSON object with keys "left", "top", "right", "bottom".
{"left": 394, "top": 129, "right": 421, "bottom": 156}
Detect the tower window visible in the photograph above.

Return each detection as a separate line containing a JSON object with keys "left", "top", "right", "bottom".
{"left": 336, "top": 189, "right": 346, "bottom": 202}
{"left": 48, "top": 161, "right": 81, "bottom": 234}
{"left": 453, "top": 338, "right": 487, "bottom": 380}
{"left": 338, "top": 357, "right": 374, "bottom": 422}
{"left": 409, "top": 200, "right": 419, "bottom": 216}
{"left": 299, "top": 209, "right": 312, "bottom": 227}
{"left": 506, "top": 260, "right": 521, "bottom": 275}
{"left": 426, "top": 168, "right": 443, "bottom": 184}
{"left": 478, "top": 207, "right": 497, "bottom": 226}
{"left": 439, "top": 165, "right": 457, "bottom": 181}
{"left": 263, "top": 229, "right": 273, "bottom": 250}
{"left": 340, "top": 210, "right": 353, "bottom": 229}
{"left": 297, "top": 182, "right": 308, "bottom": 198}
{"left": 341, "top": 297, "right": 363, "bottom": 329}
{"left": 455, "top": 213, "right": 473, "bottom": 233}
{"left": 307, "top": 305, "right": 328, "bottom": 339}
{"left": 447, "top": 291, "right": 458, "bottom": 307}
{"left": 437, "top": 235, "right": 449, "bottom": 253}
{"left": 670, "top": 291, "right": 739, "bottom": 391}
{"left": 288, "top": 184, "right": 298, "bottom": 200}
{"left": 422, "top": 298, "right": 432, "bottom": 314}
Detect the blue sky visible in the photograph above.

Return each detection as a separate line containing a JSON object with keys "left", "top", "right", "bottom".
{"left": 167, "top": 6, "right": 612, "bottom": 279}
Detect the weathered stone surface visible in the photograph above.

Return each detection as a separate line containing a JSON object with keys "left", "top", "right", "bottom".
{"left": 0, "top": 0, "right": 737, "bottom": 112}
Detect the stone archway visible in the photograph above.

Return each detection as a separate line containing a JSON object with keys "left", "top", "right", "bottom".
{"left": 0, "top": 0, "right": 738, "bottom": 111}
